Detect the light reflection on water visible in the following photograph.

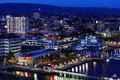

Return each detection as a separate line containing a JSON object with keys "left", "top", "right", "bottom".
{"left": 48, "top": 75, "right": 84, "bottom": 80}
{"left": 45, "top": 62, "right": 97, "bottom": 80}
{"left": 79, "top": 65, "right": 81, "bottom": 72}
{"left": 2, "top": 60, "right": 120, "bottom": 80}
{"left": 82, "top": 64, "right": 85, "bottom": 73}
{"left": 46, "top": 60, "right": 120, "bottom": 80}
{"left": 34, "top": 73, "right": 38, "bottom": 80}
{"left": 85, "top": 63, "right": 88, "bottom": 73}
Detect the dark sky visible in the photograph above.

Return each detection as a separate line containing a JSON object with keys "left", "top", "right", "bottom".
{"left": 0, "top": 0, "right": 119, "bottom": 8}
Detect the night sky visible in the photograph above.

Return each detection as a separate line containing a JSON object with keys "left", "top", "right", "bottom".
{"left": 0, "top": 0, "right": 119, "bottom": 8}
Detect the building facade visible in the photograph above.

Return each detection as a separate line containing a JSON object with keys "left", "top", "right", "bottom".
{"left": 0, "top": 16, "right": 6, "bottom": 33}
{"left": 6, "top": 15, "right": 29, "bottom": 34}
{"left": 0, "top": 34, "right": 22, "bottom": 55}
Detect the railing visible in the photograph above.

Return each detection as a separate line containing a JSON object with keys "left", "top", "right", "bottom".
{"left": 51, "top": 70, "right": 100, "bottom": 79}
{"left": 0, "top": 64, "right": 118, "bottom": 80}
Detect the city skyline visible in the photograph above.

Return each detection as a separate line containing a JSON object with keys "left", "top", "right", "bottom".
{"left": 0, "top": 0, "right": 120, "bottom": 8}
{"left": 0, "top": 1, "right": 120, "bottom": 80}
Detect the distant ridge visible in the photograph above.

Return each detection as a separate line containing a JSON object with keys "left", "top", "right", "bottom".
{"left": 0, "top": 3, "right": 120, "bottom": 17}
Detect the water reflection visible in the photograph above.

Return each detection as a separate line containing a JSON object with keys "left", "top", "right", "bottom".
{"left": 59, "top": 60, "right": 120, "bottom": 79}
{"left": 93, "top": 61, "right": 96, "bottom": 66}
{"left": 2, "top": 60, "right": 120, "bottom": 80}
{"left": 49, "top": 75, "right": 84, "bottom": 80}
{"left": 82, "top": 64, "right": 85, "bottom": 73}
{"left": 79, "top": 65, "right": 81, "bottom": 72}
{"left": 16, "top": 71, "right": 32, "bottom": 78}
{"left": 34, "top": 73, "right": 38, "bottom": 80}
{"left": 72, "top": 68, "right": 74, "bottom": 72}
{"left": 85, "top": 63, "right": 88, "bottom": 73}
{"left": 75, "top": 66, "right": 78, "bottom": 73}
{"left": 46, "top": 63, "right": 95, "bottom": 80}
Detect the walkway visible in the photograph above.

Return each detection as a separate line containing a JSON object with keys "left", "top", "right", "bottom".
{"left": 16, "top": 48, "right": 56, "bottom": 58}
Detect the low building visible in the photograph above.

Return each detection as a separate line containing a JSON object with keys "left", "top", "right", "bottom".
{"left": 15, "top": 48, "right": 56, "bottom": 66}
{"left": 0, "top": 34, "right": 22, "bottom": 55}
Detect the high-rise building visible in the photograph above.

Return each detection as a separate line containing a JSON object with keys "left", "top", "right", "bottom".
{"left": 6, "top": 15, "right": 29, "bottom": 34}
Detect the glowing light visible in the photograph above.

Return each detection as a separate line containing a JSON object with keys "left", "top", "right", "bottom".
{"left": 16, "top": 71, "right": 20, "bottom": 76}
{"left": 75, "top": 66, "right": 78, "bottom": 72}
{"left": 34, "top": 73, "right": 38, "bottom": 80}
{"left": 106, "top": 59, "right": 110, "bottom": 62}
{"left": 72, "top": 68, "right": 75, "bottom": 72}
{"left": 112, "top": 74, "right": 117, "bottom": 78}
{"left": 82, "top": 64, "right": 85, "bottom": 73}
{"left": 54, "top": 75, "right": 58, "bottom": 80}
{"left": 85, "top": 63, "right": 88, "bottom": 72}
{"left": 79, "top": 66, "right": 81, "bottom": 72}
{"left": 93, "top": 61, "right": 96, "bottom": 65}
{"left": 109, "top": 78, "right": 114, "bottom": 80}
{"left": 20, "top": 72, "right": 24, "bottom": 77}
{"left": 96, "top": 20, "right": 99, "bottom": 24}
{"left": 93, "top": 62, "right": 97, "bottom": 68}
{"left": 25, "top": 72, "right": 29, "bottom": 78}
{"left": 4, "top": 25, "right": 8, "bottom": 28}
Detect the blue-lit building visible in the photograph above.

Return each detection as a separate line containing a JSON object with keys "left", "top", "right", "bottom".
{"left": 73, "top": 35, "right": 103, "bottom": 57}
{"left": 0, "top": 16, "right": 6, "bottom": 33}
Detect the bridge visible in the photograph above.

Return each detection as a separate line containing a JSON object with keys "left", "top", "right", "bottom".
{"left": 15, "top": 48, "right": 56, "bottom": 58}
{"left": 0, "top": 64, "right": 113, "bottom": 80}
{"left": 108, "top": 54, "right": 120, "bottom": 60}
{"left": 0, "top": 64, "right": 100, "bottom": 79}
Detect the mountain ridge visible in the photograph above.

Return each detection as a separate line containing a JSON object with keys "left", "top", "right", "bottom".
{"left": 0, "top": 3, "right": 120, "bottom": 17}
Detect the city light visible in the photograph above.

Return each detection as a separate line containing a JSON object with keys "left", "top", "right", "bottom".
{"left": 0, "top": 2, "right": 120, "bottom": 80}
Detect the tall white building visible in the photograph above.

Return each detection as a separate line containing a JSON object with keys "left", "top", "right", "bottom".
{"left": 6, "top": 15, "right": 29, "bottom": 34}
